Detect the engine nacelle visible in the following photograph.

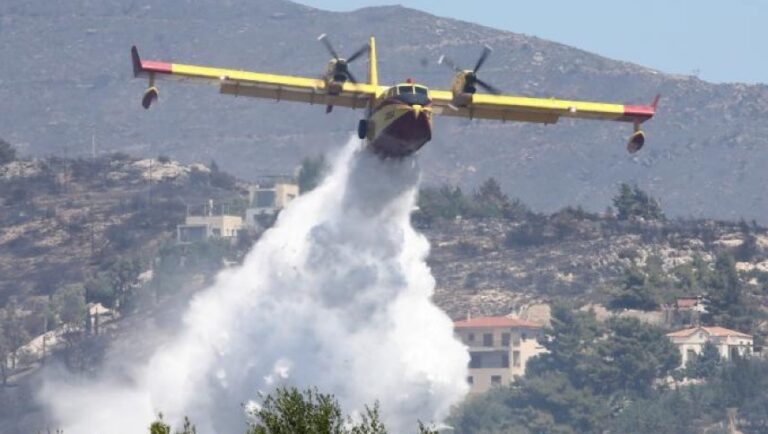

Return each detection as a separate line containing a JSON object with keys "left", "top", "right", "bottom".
{"left": 627, "top": 130, "right": 645, "bottom": 153}
{"left": 323, "top": 59, "right": 347, "bottom": 95}
{"left": 449, "top": 72, "right": 474, "bottom": 107}
{"left": 142, "top": 86, "right": 159, "bottom": 110}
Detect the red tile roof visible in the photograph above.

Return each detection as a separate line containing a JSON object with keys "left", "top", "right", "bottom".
{"left": 454, "top": 316, "right": 542, "bottom": 329}
{"left": 666, "top": 326, "right": 752, "bottom": 339}
{"left": 676, "top": 298, "right": 699, "bottom": 308}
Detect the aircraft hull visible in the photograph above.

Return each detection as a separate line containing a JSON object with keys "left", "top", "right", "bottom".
{"left": 368, "top": 103, "right": 432, "bottom": 157}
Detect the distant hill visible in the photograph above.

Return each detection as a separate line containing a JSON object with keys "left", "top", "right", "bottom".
{"left": 1, "top": 0, "right": 767, "bottom": 221}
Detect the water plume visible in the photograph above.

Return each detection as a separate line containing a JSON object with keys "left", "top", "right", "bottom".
{"left": 42, "top": 138, "right": 469, "bottom": 433}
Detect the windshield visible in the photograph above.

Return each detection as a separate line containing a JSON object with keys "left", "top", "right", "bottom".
{"left": 394, "top": 85, "right": 430, "bottom": 106}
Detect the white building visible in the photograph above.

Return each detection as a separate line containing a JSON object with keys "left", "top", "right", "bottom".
{"left": 177, "top": 213, "right": 243, "bottom": 243}
{"left": 454, "top": 316, "right": 547, "bottom": 394}
{"left": 245, "top": 182, "right": 299, "bottom": 227}
{"left": 666, "top": 326, "right": 753, "bottom": 367}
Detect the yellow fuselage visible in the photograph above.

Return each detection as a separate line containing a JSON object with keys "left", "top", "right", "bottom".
{"left": 365, "top": 83, "right": 433, "bottom": 157}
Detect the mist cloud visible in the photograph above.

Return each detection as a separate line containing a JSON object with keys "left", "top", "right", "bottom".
{"left": 42, "top": 138, "right": 469, "bottom": 433}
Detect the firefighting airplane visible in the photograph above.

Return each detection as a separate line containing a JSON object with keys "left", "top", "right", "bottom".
{"left": 131, "top": 35, "right": 658, "bottom": 158}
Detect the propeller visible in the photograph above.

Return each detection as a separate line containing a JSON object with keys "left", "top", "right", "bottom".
{"left": 439, "top": 45, "right": 502, "bottom": 95}
{"left": 318, "top": 34, "right": 369, "bottom": 84}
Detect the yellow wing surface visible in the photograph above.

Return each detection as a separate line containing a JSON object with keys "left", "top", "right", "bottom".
{"left": 131, "top": 46, "right": 380, "bottom": 110}
{"left": 429, "top": 90, "right": 658, "bottom": 125}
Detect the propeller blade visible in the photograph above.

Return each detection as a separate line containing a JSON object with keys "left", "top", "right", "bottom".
{"left": 438, "top": 55, "right": 461, "bottom": 72}
{"left": 346, "top": 43, "right": 369, "bottom": 63}
{"left": 476, "top": 78, "right": 502, "bottom": 95}
{"left": 473, "top": 45, "right": 493, "bottom": 73}
{"left": 318, "top": 33, "right": 340, "bottom": 60}
{"left": 347, "top": 71, "right": 359, "bottom": 84}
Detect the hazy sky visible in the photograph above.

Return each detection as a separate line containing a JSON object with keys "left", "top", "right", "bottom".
{"left": 297, "top": 0, "right": 766, "bottom": 85}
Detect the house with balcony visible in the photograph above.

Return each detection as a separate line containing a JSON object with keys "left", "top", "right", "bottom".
{"left": 666, "top": 326, "right": 753, "bottom": 367}
{"left": 177, "top": 200, "right": 243, "bottom": 243}
{"left": 454, "top": 316, "right": 547, "bottom": 394}
{"left": 245, "top": 181, "right": 299, "bottom": 227}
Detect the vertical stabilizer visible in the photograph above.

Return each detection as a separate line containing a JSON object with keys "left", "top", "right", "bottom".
{"left": 368, "top": 36, "right": 378, "bottom": 87}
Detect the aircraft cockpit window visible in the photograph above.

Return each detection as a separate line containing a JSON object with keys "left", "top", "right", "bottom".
{"left": 394, "top": 85, "right": 430, "bottom": 106}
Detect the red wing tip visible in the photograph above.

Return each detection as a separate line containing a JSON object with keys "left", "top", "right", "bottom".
{"left": 623, "top": 105, "right": 655, "bottom": 119}
{"left": 140, "top": 60, "right": 173, "bottom": 74}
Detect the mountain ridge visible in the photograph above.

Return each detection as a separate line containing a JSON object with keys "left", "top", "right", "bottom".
{"left": 1, "top": 0, "right": 767, "bottom": 221}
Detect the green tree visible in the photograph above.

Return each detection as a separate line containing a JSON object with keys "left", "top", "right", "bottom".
{"left": 612, "top": 183, "right": 664, "bottom": 221}
{"left": 298, "top": 155, "right": 329, "bottom": 194}
{"left": 609, "top": 265, "right": 661, "bottom": 311}
{"left": 150, "top": 413, "right": 171, "bottom": 434}
{"left": 685, "top": 341, "right": 721, "bottom": 379}
{"left": 416, "top": 185, "right": 473, "bottom": 223}
{"left": 208, "top": 159, "right": 237, "bottom": 190}
{"left": 527, "top": 305, "right": 603, "bottom": 388}
{"left": 108, "top": 258, "right": 143, "bottom": 311}
{"left": 53, "top": 284, "right": 87, "bottom": 329}
{"left": 0, "top": 299, "right": 29, "bottom": 371}
{"left": 0, "top": 138, "right": 16, "bottom": 165}
{"left": 246, "top": 387, "right": 435, "bottom": 434}
{"left": 149, "top": 414, "right": 196, "bottom": 434}
{"left": 247, "top": 387, "right": 346, "bottom": 434}
{"left": 587, "top": 317, "right": 680, "bottom": 396}
{"left": 449, "top": 372, "right": 607, "bottom": 434}
{"left": 85, "top": 275, "right": 117, "bottom": 308}
{"left": 703, "top": 252, "right": 753, "bottom": 331}
{"left": 472, "top": 177, "right": 508, "bottom": 218}
{"left": 349, "top": 403, "right": 388, "bottom": 434}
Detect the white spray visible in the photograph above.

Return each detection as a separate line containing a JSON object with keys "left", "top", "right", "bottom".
{"left": 42, "top": 138, "right": 469, "bottom": 433}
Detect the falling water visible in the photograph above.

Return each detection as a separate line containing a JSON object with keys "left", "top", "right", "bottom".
{"left": 43, "top": 138, "right": 469, "bottom": 433}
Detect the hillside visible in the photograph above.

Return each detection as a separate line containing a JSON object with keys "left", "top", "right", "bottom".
{"left": 426, "top": 214, "right": 768, "bottom": 319}
{"left": 3, "top": 152, "right": 767, "bottom": 321}
{"left": 0, "top": 153, "right": 244, "bottom": 305}
{"left": 2, "top": 152, "right": 768, "bottom": 433}
{"left": 1, "top": 0, "right": 767, "bottom": 222}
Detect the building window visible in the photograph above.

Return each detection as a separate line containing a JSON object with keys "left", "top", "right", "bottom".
{"left": 513, "top": 351, "right": 521, "bottom": 368}
{"left": 521, "top": 332, "right": 528, "bottom": 341}
{"left": 512, "top": 335, "right": 521, "bottom": 347}
{"left": 467, "top": 333, "right": 475, "bottom": 343}
{"left": 491, "top": 375, "right": 502, "bottom": 386}
{"left": 731, "top": 347, "right": 739, "bottom": 360}
{"left": 502, "top": 354, "right": 509, "bottom": 368}
{"left": 467, "top": 376, "right": 474, "bottom": 385}
{"left": 687, "top": 349, "right": 696, "bottom": 362}
{"left": 483, "top": 333, "right": 493, "bottom": 347}
{"left": 501, "top": 333, "right": 511, "bottom": 346}
{"left": 469, "top": 353, "right": 482, "bottom": 368}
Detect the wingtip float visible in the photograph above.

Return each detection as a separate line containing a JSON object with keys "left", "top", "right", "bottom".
{"left": 130, "top": 37, "right": 658, "bottom": 158}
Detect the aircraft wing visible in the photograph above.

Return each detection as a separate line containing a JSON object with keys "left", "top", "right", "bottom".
{"left": 429, "top": 90, "right": 658, "bottom": 125}
{"left": 131, "top": 46, "right": 380, "bottom": 110}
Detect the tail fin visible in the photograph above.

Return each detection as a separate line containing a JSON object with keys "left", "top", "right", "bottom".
{"left": 131, "top": 46, "right": 143, "bottom": 77}
{"left": 368, "top": 36, "right": 378, "bottom": 87}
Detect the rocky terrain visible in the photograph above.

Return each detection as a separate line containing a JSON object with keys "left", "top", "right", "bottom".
{"left": 3, "top": 153, "right": 768, "bottom": 318}
{"left": 0, "top": 154, "right": 243, "bottom": 304}
{"left": 426, "top": 216, "right": 768, "bottom": 319}
{"left": 1, "top": 0, "right": 767, "bottom": 222}
{"left": 2, "top": 153, "right": 768, "bottom": 433}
